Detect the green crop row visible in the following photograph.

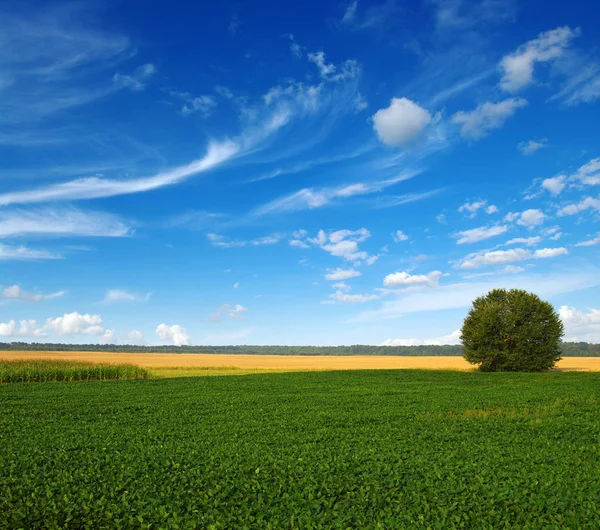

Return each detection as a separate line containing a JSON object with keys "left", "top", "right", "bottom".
{"left": 0, "top": 360, "right": 150, "bottom": 383}
{"left": 1, "top": 370, "right": 599, "bottom": 528}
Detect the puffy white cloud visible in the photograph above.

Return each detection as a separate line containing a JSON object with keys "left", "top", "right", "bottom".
{"left": 382, "top": 329, "right": 461, "bottom": 347}
{"left": 505, "top": 209, "right": 546, "bottom": 228}
{"left": 458, "top": 200, "right": 488, "bottom": 217}
{"left": 573, "top": 158, "right": 600, "bottom": 186}
{"left": 557, "top": 196, "right": 600, "bottom": 216}
{"left": 393, "top": 230, "right": 409, "bottom": 242}
{"left": 0, "top": 243, "right": 60, "bottom": 261}
{"left": 100, "top": 329, "right": 117, "bottom": 344}
{"left": 560, "top": 306, "right": 600, "bottom": 342}
{"left": 505, "top": 236, "right": 541, "bottom": 246}
{"left": 500, "top": 26, "right": 579, "bottom": 92}
{"left": 156, "top": 323, "right": 190, "bottom": 346}
{"left": 181, "top": 95, "right": 217, "bottom": 117}
{"left": 290, "top": 239, "right": 310, "bottom": 248}
{"left": 576, "top": 233, "right": 600, "bottom": 247}
{"left": 458, "top": 247, "right": 567, "bottom": 269}
{"left": 332, "top": 282, "right": 352, "bottom": 291}
{"left": 1, "top": 285, "right": 64, "bottom": 302}
{"left": 372, "top": 98, "right": 432, "bottom": 146}
{"left": 454, "top": 225, "right": 508, "bottom": 244}
{"left": 518, "top": 139, "right": 548, "bottom": 155}
{"left": 534, "top": 247, "right": 568, "bottom": 258}
{"left": 297, "top": 228, "right": 375, "bottom": 263}
{"left": 452, "top": 98, "right": 527, "bottom": 139}
{"left": 102, "top": 289, "right": 151, "bottom": 303}
{"left": 0, "top": 207, "right": 132, "bottom": 238}
{"left": 383, "top": 271, "right": 442, "bottom": 287}
{"left": 486, "top": 205, "right": 499, "bottom": 214}
{"left": 325, "top": 268, "right": 361, "bottom": 281}
{"left": 542, "top": 176, "right": 566, "bottom": 195}
{"left": 123, "top": 330, "right": 145, "bottom": 344}
{"left": 0, "top": 319, "right": 45, "bottom": 337}
{"left": 45, "top": 312, "right": 105, "bottom": 335}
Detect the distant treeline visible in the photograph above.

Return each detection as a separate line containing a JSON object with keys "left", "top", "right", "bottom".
{"left": 1, "top": 342, "right": 599, "bottom": 356}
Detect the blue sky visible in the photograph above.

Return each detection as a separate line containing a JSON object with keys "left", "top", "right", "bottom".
{"left": 1, "top": 0, "right": 600, "bottom": 346}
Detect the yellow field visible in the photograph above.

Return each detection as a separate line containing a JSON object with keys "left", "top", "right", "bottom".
{"left": 1, "top": 350, "right": 599, "bottom": 375}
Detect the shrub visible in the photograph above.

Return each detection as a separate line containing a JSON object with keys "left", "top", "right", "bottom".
{"left": 461, "top": 288, "right": 564, "bottom": 372}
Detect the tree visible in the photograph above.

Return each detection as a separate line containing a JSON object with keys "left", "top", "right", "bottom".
{"left": 461, "top": 289, "right": 564, "bottom": 372}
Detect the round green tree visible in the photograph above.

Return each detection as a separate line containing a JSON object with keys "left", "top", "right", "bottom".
{"left": 461, "top": 288, "right": 564, "bottom": 372}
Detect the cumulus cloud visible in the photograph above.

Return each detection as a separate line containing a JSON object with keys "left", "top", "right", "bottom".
{"left": 559, "top": 306, "right": 600, "bottom": 342}
{"left": 123, "top": 330, "right": 145, "bottom": 344}
{"left": 458, "top": 200, "right": 488, "bottom": 217}
{"left": 372, "top": 98, "right": 432, "bottom": 146}
{"left": 454, "top": 225, "right": 508, "bottom": 244}
{"left": 1, "top": 285, "right": 65, "bottom": 302}
{"left": 45, "top": 312, "right": 105, "bottom": 335}
{"left": 332, "top": 282, "right": 352, "bottom": 291}
{"left": 0, "top": 320, "right": 46, "bottom": 337}
{"left": 458, "top": 247, "right": 567, "bottom": 269}
{"left": 292, "top": 228, "right": 376, "bottom": 263}
{"left": 383, "top": 271, "right": 442, "bottom": 287}
{"left": 452, "top": 98, "right": 527, "bottom": 139}
{"left": 518, "top": 139, "right": 547, "bottom": 155}
{"left": 504, "top": 209, "right": 546, "bottom": 228}
{"left": 156, "top": 323, "right": 190, "bottom": 346}
{"left": 325, "top": 268, "right": 361, "bottom": 281}
{"left": 557, "top": 196, "right": 600, "bottom": 216}
{"left": 290, "top": 239, "right": 310, "bottom": 249}
{"left": 329, "top": 290, "right": 379, "bottom": 303}
{"left": 393, "top": 230, "right": 409, "bottom": 242}
{"left": 500, "top": 26, "right": 580, "bottom": 92}
{"left": 542, "top": 176, "right": 566, "bottom": 195}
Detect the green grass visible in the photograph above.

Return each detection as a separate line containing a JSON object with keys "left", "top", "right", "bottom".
{"left": 0, "top": 360, "right": 150, "bottom": 383}
{"left": 150, "top": 366, "right": 282, "bottom": 378}
{"left": 1, "top": 370, "right": 599, "bottom": 528}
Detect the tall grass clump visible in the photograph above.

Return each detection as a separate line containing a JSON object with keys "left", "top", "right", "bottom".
{"left": 0, "top": 360, "right": 150, "bottom": 383}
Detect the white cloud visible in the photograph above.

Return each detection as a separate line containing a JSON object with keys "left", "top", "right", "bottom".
{"left": 436, "top": 213, "right": 447, "bottom": 224}
{"left": 102, "top": 289, "right": 151, "bottom": 303}
{"left": 45, "top": 312, "right": 105, "bottom": 335}
{"left": 113, "top": 63, "right": 156, "bottom": 91}
{"left": 0, "top": 141, "right": 240, "bottom": 206}
{"left": 542, "top": 176, "right": 566, "bottom": 195}
{"left": 330, "top": 290, "right": 379, "bottom": 303}
{"left": 372, "top": 98, "right": 432, "bottom": 146}
{"left": 0, "top": 243, "right": 61, "bottom": 261}
{"left": 1, "top": 285, "right": 65, "bottom": 302}
{"left": 155, "top": 323, "right": 190, "bottom": 346}
{"left": 559, "top": 306, "right": 600, "bottom": 342}
{"left": 208, "top": 303, "right": 249, "bottom": 322}
{"left": 341, "top": 0, "right": 358, "bottom": 24}
{"left": 382, "top": 329, "right": 461, "bottom": 347}
{"left": 290, "top": 239, "right": 310, "bottom": 249}
{"left": 287, "top": 34, "right": 303, "bottom": 59}
{"left": 383, "top": 271, "right": 442, "bottom": 287}
{"left": 252, "top": 170, "right": 421, "bottom": 215}
{"left": 458, "top": 246, "right": 567, "bottom": 269}
{"left": 233, "top": 282, "right": 240, "bottom": 289}
{"left": 0, "top": 208, "right": 132, "bottom": 238}
{"left": 307, "top": 51, "right": 336, "bottom": 79}
{"left": 325, "top": 268, "right": 361, "bottom": 281}
{"left": 505, "top": 236, "right": 541, "bottom": 246}
{"left": 576, "top": 233, "right": 600, "bottom": 247}
{"left": 181, "top": 95, "right": 217, "bottom": 117}
{"left": 353, "top": 269, "right": 600, "bottom": 323}
{"left": 572, "top": 158, "right": 600, "bottom": 186}
{"left": 486, "top": 205, "right": 499, "bottom": 214}
{"left": 458, "top": 200, "right": 487, "bottom": 217}
{"left": 299, "top": 228, "right": 375, "bottom": 263}
{"left": 518, "top": 139, "right": 547, "bottom": 155}
{"left": 454, "top": 225, "right": 508, "bottom": 244}
{"left": 123, "top": 330, "right": 145, "bottom": 344}
{"left": 307, "top": 51, "right": 360, "bottom": 82}
{"left": 393, "top": 230, "right": 409, "bottom": 242}
{"left": 563, "top": 74, "right": 600, "bottom": 106}
{"left": 500, "top": 26, "right": 580, "bottom": 92}
{"left": 332, "top": 282, "right": 352, "bottom": 291}
{"left": 505, "top": 209, "right": 546, "bottom": 228}
{"left": 452, "top": 98, "right": 527, "bottom": 139}
{"left": 0, "top": 319, "right": 46, "bottom": 337}
{"left": 557, "top": 196, "right": 600, "bottom": 216}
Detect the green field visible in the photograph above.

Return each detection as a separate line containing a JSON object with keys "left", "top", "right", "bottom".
{"left": 2, "top": 371, "right": 600, "bottom": 529}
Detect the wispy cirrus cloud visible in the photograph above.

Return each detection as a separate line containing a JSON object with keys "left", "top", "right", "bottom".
{"left": 1, "top": 285, "right": 65, "bottom": 302}
{"left": 0, "top": 243, "right": 61, "bottom": 261}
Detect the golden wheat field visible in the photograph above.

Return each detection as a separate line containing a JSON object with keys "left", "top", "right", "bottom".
{"left": 1, "top": 350, "right": 599, "bottom": 375}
